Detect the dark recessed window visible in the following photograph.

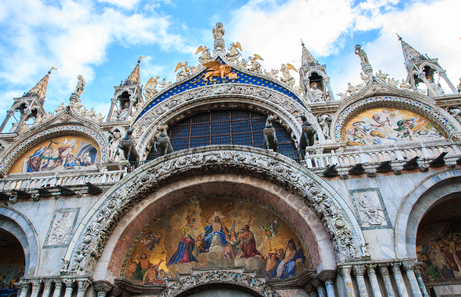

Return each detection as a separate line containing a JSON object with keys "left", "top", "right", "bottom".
{"left": 147, "top": 110, "right": 299, "bottom": 161}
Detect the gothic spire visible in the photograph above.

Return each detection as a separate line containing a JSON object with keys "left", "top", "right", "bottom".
{"left": 124, "top": 57, "right": 143, "bottom": 86}
{"left": 301, "top": 40, "right": 317, "bottom": 66}
{"left": 24, "top": 67, "right": 56, "bottom": 103}
{"left": 397, "top": 34, "right": 427, "bottom": 72}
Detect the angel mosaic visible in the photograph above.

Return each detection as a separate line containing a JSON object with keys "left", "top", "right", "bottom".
{"left": 343, "top": 108, "right": 444, "bottom": 146}
{"left": 123, "top": 199, "right": 312, "bottom": 282}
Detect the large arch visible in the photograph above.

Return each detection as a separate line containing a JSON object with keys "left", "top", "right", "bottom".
{"left": 394, "top": 169, "right": 461, "bottom": 259}
{"left": 92, "top": 173, "right": 335, "bottom": 282}
{"left": 0, "top": 206, "right": 40, "bottom": 277}
{"left": 132, "top": 84, "right": 324, "bottom": 159}
{"left": 62, "top": 145, "right": 368, "bottom": 277}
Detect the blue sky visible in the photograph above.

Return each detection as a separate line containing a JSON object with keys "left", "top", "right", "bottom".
{"left": 0, "top": 0, "right": 460, "bottom": 123}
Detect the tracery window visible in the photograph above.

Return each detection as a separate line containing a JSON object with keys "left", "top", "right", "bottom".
{"left": 147, "top": 110, "right": 299, "bottom": 161}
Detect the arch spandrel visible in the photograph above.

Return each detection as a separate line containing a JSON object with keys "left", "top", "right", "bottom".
{"left": 62, "top": 145, "right": 367, "bottom": 279}
{"left": 332, "top": 95, "right": 460, "bottom": 145}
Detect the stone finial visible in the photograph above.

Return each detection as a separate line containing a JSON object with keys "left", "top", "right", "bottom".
{"left": 213, "top": 22, "right": 225, "bottom": 54}
{"left": 355, "top": 44, "right": 373, "bottom": 75}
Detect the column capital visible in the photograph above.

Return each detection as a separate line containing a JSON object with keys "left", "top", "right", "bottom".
{"left": 93, "top": 281, "right": 113, "bottom": 294}
{"left": 366, "top": 264, "right": 377, "bottom": 277}
{"left": 63, "top": 279, "right": 75, "bottom": 288}
{"left": 318, "top": 270, "right": 336, "bottom": 282}
{"left": 303, "top": 284, "right": 316, "bottom": 294}
{"left": 107, "top": 286, "right": 123, "bottom": 297}
{"left": 402, "top": 261, "right": 417, "bottom": 271}
{"left": 111, "top": 98, "right": 118, "bottom": 103}
{"left": 311, "top": 278, "right": 324, "bottom": 289}
{"left": 54, "top": 280, "right": 63, "bottom": 288}
{"left": 43, "top": 281, "right": 53, "bottom": 290}
{"left": 77, "top": 279, "right": 91, "bottom": 292}
{"left": 353, "top": 264, "right": 366, "bottom": 276}
{"left": 389, "top": 262, "right": 402, "bottom": 273}
{"left": 339, "top": 265, "right": 353, "bottom": 278}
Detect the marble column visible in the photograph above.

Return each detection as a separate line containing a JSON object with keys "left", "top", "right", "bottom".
{"left": 127, "top": 97, "right": 136, "bottom": 120}
{"left": 30, "top": 280, "right": 41, "bottom": 297}
{"left": 107, "top": 98, "right": 118, "bottom": 122}
{"left": 0, "top": 110, "right": 13, "bottom": 133}
{"left": 63, "top": 279, "right": 75, "bottom": 297}
{"left": 42, "top": 280, "right": 53, "bottom": 297}
{"left": 318, "top": 270, "right": 336, "bottom": 297}
{"left": 76, "top": 279, "right": 91, "bottom": 297}
{"left": 390, "top": 263, "right": 409, "bottom": 297}
{"left": 414, "top": 266, "right": 429, "bottom": 297}
{"left": 323, "top": 77, "right": 335, "bottom": 101}
{"left": 304, "top": 284, "right": 319, "bottom": 297}
{"left": 18, "top": 281, "right": 30, "bottom": 297}
{"left": 366, "top": 264, "right": 382, "bottom": 297}
{"left": 439, "top": 70, "right": 458, "bottom": 93}
{"left": 403, "top": 262, "right": 423, "bottom": 297}
{"left": 311, "top": 278, "right": 327, "bottom": 297}
{"left": 52, "top": 281, "right": 63, "bottom": 297}
{"left": 93, "top": 281, "right": 113, "bottom": 297}
{"left": 378, "top": 264, "right": 395, "bottom": 297}
{"left": 339, "top": 266, "right": 356, "bottom": 297}
{"left": 353, "top": 265, "right": 368, "bottom": 297}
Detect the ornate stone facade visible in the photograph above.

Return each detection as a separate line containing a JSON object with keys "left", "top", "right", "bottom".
{"left": 1, "top": 22, "right": 461, "bottom": 297}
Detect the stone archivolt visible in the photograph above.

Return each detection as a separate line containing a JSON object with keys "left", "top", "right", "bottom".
{"left": 63, "top": 145, "right": 367, "bottom": 276}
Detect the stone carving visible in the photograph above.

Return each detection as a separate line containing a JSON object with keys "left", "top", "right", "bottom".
{"left": 175, "top": 62, "right": 190, "bottom": 82}
{"left": 399, "top": 79, "right": 411, "bottom": 89}
{"left": 248, "top": 55, "right": 263, "bottom": 74}
{"left": 144, "top": 76, "right": 160, "bottom": 100}
{"left": 310, "top": 83, "right": 325, "bottom": 102}
{"left": 213, "top": 23, "right": 225, "bottom": 39}
{"left": 427, "top": 76, "right": 445, "bottom": 95}
{"left": 159, "top": 78, "right": 172, "bottom": 90}
{"left": 44, "top": 209, "right": 79, "bottom": 247}
{"left": 226, "top": 42, "right": 242, "bottom": 63}
{"left": 280, "top": 64, "right": 296, "bottom": 87}
{"left": 318, "top": 114, "right": 331, "bottom": 139}
{"left": 457, "top": 77, "right": 461, "bottom": 93}
{"left": 355, "top": 45, "right": 369, "bottom": 66}
{"left": 346, "top": 82, "right": 358, "bottom": 96}
{"left": 154, "top": 124, "right": 173, "bottom": 155}
{"left": 336, "top": 92, "right": 348, "bottom": 100}
{"left": 375, "top": 70, "right": 388, "bottom": 81}
{"left": 387, "top": 77, "right": 399, "bottom": 87}
{"left": 299, "top": 113, "right": 316, "bottom": 150}
{"left": 159, "top": 271, "right": 273, "bottom": 297}
{"left": 360, "top": 72, "right": 370, "bottom": 83}
{"left": 236, "top": 59, "right": 248, "bottom": 69}
{"left": 68, "top": 147, "right": 363, "bottom": 275}
{"left": 108, "top": 129, "right": 123, "bottom": 161}
{"left": 263, "top": 115, "right": 278, "bottom": 152}
{"left": 56, "top": 103, "right": 66, "bottom": 114}
{"left": 32, "top": 114, "right": 43, "bottom": 126}
{"left": 196, "top": 46, "right": 212, "bottom": 64}
{"left": 449, "top": 108, "right": 461, "bottom": 124}
{"left": 74, "top": 75, "right": 85, "bottom": 97}
{"left": 351, "top": 189, "right": 389, "bottom": 229}
{"left": 264, "top": 69, "right": 279, "bottom": 79}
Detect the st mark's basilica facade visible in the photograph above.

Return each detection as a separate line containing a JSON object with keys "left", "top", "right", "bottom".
{"left": 1, "top": 22, "right": 461, "bottom": 297}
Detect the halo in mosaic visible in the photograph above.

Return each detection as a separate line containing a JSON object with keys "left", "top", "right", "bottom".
{"left": 334, "top": 96, "right": 456, "bottom": 142}
{"left": 0, "top": 125, "right": 108, "bottom": 173}
{"left": 119, "top": 194, "right": 313, "bottom": 283}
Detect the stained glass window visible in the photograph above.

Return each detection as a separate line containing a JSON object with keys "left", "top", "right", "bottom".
{"left": 147, "top": 110, "right": 299, "bottom": 162}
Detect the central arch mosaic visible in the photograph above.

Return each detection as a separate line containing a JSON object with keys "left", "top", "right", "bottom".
{"left": 120, "top": 196, "right": 313, "bottom": 285}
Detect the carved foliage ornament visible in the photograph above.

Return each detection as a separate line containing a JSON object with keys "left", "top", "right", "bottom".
{"left": 132, "top": 83, "right": 314, "bottom": 154}
{"left": 65, "top": 148, "right": 366, "bottom": 275}
{"left": 160, "top": 271, "right": 276, "bottom": 297}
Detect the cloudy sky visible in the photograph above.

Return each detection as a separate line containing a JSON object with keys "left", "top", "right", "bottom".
{"left": 0, "top": 0, "right": 460, "bottom": 124}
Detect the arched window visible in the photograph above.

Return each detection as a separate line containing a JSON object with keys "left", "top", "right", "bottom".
{"left": 147, "top": 110, "right": 299, "bottom": 161}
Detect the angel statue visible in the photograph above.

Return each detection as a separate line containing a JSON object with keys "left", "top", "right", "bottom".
{"left": 144, "top": 76, "right": 160, "bottom": 99}
{"left": 196, "top": 46, "right": 212, "bottom": 64}
{"left": 175, "top": 61, "right": 190, "bottom": 82}
{"left": 248, "top": 54, "right": 264, "bottom": 73}
{"left": 226, "top": 42, "right": 242, "bottom": 63}
{"left": 280, "top": 63, "right": 297, "bottom": 87}
{"left": 159, "top": 78, "right": 172, "bottom": 90}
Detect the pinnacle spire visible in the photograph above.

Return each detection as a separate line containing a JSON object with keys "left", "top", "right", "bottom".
{"left": 397, "top": 34, "right": 427, "bottom": 71}
{"left": 301, "top": 40, "right": 317, "bottom": 66}
{"left": 124, "top": 57, "right": 143, "bottom": 86}
{"left": 24, "top": 67, "right": 56, "bottom": 103}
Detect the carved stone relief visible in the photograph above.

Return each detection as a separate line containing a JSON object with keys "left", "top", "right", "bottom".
{"left": 349, "top": 188, "right": 392, "bottom": 230}
{"left": 44, "top": 208, "right": 80, "bottom": 248}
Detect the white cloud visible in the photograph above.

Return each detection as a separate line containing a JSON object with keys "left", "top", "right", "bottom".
{"left": 225, "top": 0, "right": 461, "bottom": 98}
{"left": 0, "top": 0, "right": 184, "bottom": 104}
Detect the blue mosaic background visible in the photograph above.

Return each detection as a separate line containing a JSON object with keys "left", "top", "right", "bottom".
{"left": 135, "top": 57, "right": 303, "bottom": 123}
